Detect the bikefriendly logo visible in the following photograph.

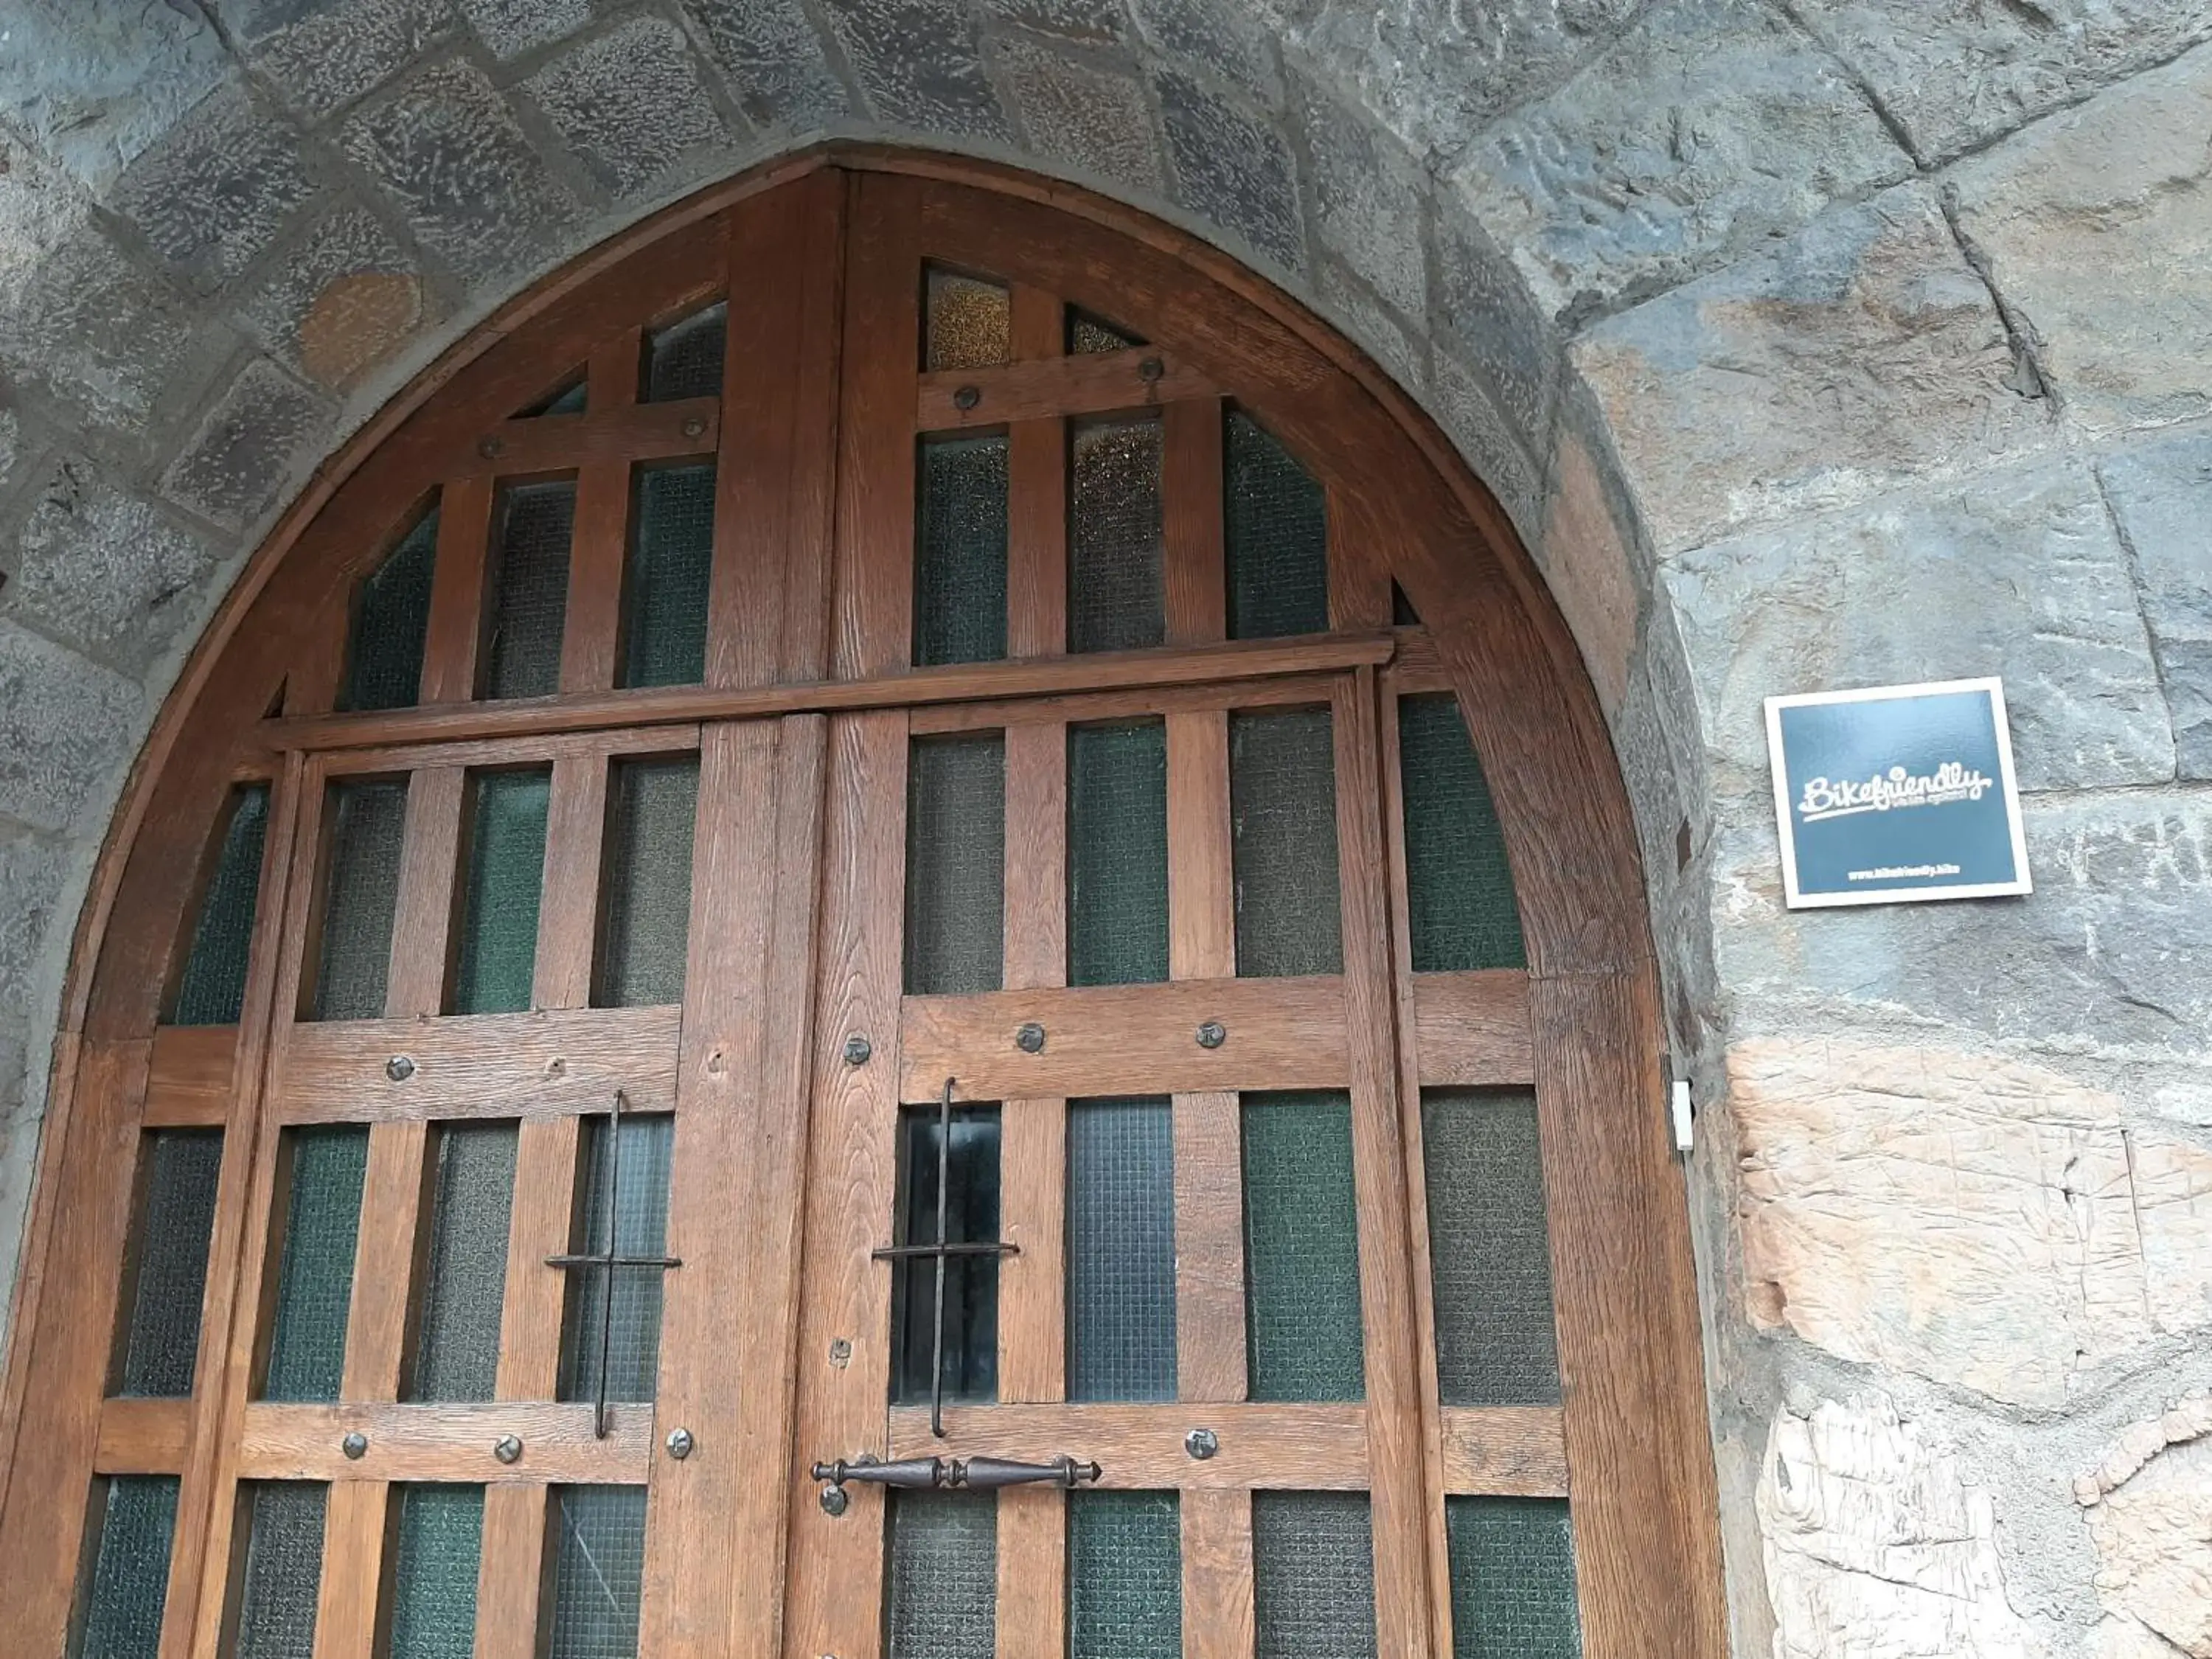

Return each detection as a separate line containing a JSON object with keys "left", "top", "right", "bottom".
{"left": 1796, "top": 760, "right": 1995, "bottom": 824}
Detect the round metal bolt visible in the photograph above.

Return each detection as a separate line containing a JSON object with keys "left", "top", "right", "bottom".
{"left": 1015, "top": 1022, "right": 1046, "bottom": 1054}
{"left": 1195, "top": 1020, "right": 1226, "bottom": 1050}
{"left": 828, "top": 1338, "right": 852, "bottom": 1368}
{"left": 341, "top": 1432, "right": 369, "bottom": 1461}
{"left": 681, "top": 416, "right": 706, "bottom": 439}
{"left": 953, "top": 384, "right": 982, "bottom": 411}
{"left": 1185, "top": 1427, "right": 1219, "bottom": 1461}
{"left": 477, "top": 436, "right": 503, "bottom": 459}
{"left": 1138, "top": 356, "right": 1165, "bottom": 383}
{"left": 820, "top": 1484, "right": 849, "bottom": 1517}
{"left": 666, "top": 1427, "right": 695, "bottom": 1461}
{"left": 842, "top": 1032, "right": 872, "bottom": 1066}
{"left": 493, "top": 1435, "right": 524, "bottom": 1465}
{"left": 386, "top": 1054, "right": 417, "bottom": 1082}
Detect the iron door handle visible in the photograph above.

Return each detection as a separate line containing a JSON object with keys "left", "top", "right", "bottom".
{"left": 810, "top": 1453, "right": 1102, "bottom": 1492}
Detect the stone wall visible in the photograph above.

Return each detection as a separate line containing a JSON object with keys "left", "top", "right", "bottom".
{"left": 2, "top": 2, "right": 2208, "bottom": 1652}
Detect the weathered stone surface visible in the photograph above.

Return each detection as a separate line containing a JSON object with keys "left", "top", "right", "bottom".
{"left": 0, "top": 0, "right": 229, "bottom": 192}
{"left": 1156, "top": 70, "right": 1303, "bottom": 272}
{"left": 1318, "top": 260, "right": 1422, "bottom": 390}
{"left": 1429, "top": 347, "right": 1542, "bottom": 548}
{"left": 682, "top": 0, "right": 848, "bottom": 131}
{"left": 2101, "top": 428, "right": 2212, "bottom": 781}
{"left": 244, "top": 206, "right": 427, "bottom": 390}
{"left": 1760, "top": 1394, "right": 2048, "bottom": 1657}
{"left": 110, "top": 85, "right": 318, "bottom": 296}
{"left": 1129, "top": 0, "right": 1281, "bottom": 106}
{"left": 0, "top": 403, "right": 25, "bottom": 503}
{"left": 459, "top": 0, "right": 588, "bottom": 58}
{"left": 818, "top": 0, "right": 1009, "bottom": 138}
{"left": 1539, "top": 431, "right": 1640, "bottom": 717}
{"left": 0, "top": 821, "right": 69, "bottom": 1026}
{"left": 1433, "top": 198, "right": 1555, "bottom": 445}
{"left": 227, "top": 0, "right": 458, "bottom": 121}
{"left": 1298, "top": 77, "right": 1425, "bottom": 321}
{"left": 1949, "top": 49, "right": 2212, "bottom": 439}
{"left": 2079, "top": 1393, "right": 2212, "bottom": 1507}
{"left": 526, "top": 17, "right": 731, "bottom": 199}
{"left": 2081, "top": 1417, "right": 2212, "bottom": 1656}
{"left": 159, "top": 357, "right": 331, "bottom": 532}
{"left": 995, "top": 41, "right": 1166, "bottom": 195}
{"left": 984, "top": 0, "right": 1124, "bottom": 40}
{"left": 0, "top": 622, "right": 142, "bottom": 834}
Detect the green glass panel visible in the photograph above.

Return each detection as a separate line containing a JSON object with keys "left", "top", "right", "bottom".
{"left": 116, "top": 1130, "right": 223, "bottom": 1397}
{"left": 1230, "top": 708, "right": 1341, "bottom": 977}
{"left": 388, "top": 1486, "right": 484, "bottom": 1659}
{"left": 521, "top": 376, "right": 588, "bottom": 417}
{"left": 1424, "top": 1091, "right": 1559, "bottom": 1405}
{"left": 1225, "top": 412, "right": 1329, "bottom": 640}
{"left": 914, "top": 437, "right": 1009, "bottom": 667}
{"left": 886, "top": 1492, "right": 996, "bottom": 1659}
{"left": 451, "top": 769, "right": 549, "bottom": 1017}
{"left": 645, "top": 302, "right": 726, "bottom": 403}
{"left": 1070, "top": 1489, "right": 1180, "bottom": 1659}
{"left": 1067, "top": 721, "right": 1168, "bottom": 987}
{"left": 622, "top": 465, "right": 714, "bottom": 688}
{"left": 1252, "top": 1492, "right": 1376, "bottom": 1659}
{"left": 1069, "top": 419, "right": 1164, "bottom": 654}
{"left": 483, "top": 481, "right": 574, "bottom": 700}
{"left": 1067, "top": 1098, "right": 1175, "bottom": 1402}
{"left": 925, "top": 269, "right": 1009, "bottom": 372}
{"left": 341, "top": 508, "right": 437, "bottom": 713}
{"left": 891, "top": 1107, "right": 1001, "bottom": 1406}
{"left": 172, "top": 785, "right": 268, "bottom": 1026}
{"left": 1446, "top": 1498, "right": 1582, "bottom": 1659}
{"left": 546, "top": 1486, "right": 646, "bottom": 1659}
{"left": 1068, "top": 310, "right": 1141, "bottom": 354}
{"left": 310, "top": 779, "right": 408, "bottom": 1020}
{"left": 70, "top": 1476, "right": 177, "bottom": 1659}
{"left": 409, "top": 1125, "right": 517, "bottom": 1402}
{"left": 1398, "top": 695, "right": 1525, "bottom": 972}
{"left": 1243, "top": 1092, "right": 1363, "bottom": 1402}
{"left": 232, "top": 1483, "right": 326, "bottom": 1659}
{"left": 559, "top": 1113, "right": 673, "bottom": 1404}
{"left": 594, "top": 758, "right": 698, "bottom": 1008}
{"left": 905, "top": 734, "right": 1005, "bottom": 995}
{"left": 262, "top": 1128, "right": 367, "bottom": 1402}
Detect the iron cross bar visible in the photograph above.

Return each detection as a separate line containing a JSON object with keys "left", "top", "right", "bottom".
{"left": 545, "top": 1088, "right": 681, "bottom": 1439}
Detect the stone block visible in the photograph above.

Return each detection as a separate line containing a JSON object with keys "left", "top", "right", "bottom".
{"left": 1454, "top": 0, "right": 1911, "bottom": 326}
{"left": 681, "top": 0, "right": 849, "bottom": 131}
{"left": 1318, "top": 261, "right": 1422, "bottom": 394}
{"left": 0, "top": 622, "right": 143, "bottom": 834}
{"left": 2101, "top": 428, "right": 2212, "bottom": 780}
{"left": 110, "top": 85, "right": 319, "bottom": 296}
{"left": 342, "top": 60, "right": 577, "bottom": 289}
{"left": 244, "top": 206, "right": 427, "bottom": 391}
{"left": 159, "top": 357, "right": 332, "bottom": 532}
{"left": 0, "top": 0, "right": 230, "bottom": 192}
{"left": 1537, "top": 431, "right": 1640, "bottom": 717}
{"left": 0, "top": 821, "right": 69, "bottom": 1024}
{"left": 459, "top": 0, "right": 588, "bottom": 59}
{"left": 526, "top": 18, "right": 731, "bottom": 200}
{"left": 1428, "top": 348, "right": 1541, "bottom": 549}
{"left": 227, "top": 0, "right": 459, "bottom": 122}
{"left": 1432, "top": 197, "right": 1555, "bottom": 445}
{"left": 2080, "top": 1408, "right": 2212, "bottom": 1656}
{"left": 1948, "top": 50, "right": 2212, "bottom": 439}
{"left": 817, "top": 0, "right": 1009, "bottom": 139}
{"left": 995, "top": 41, "right": 1166, "bottom": 195}
{"left": 1128, "top": 0, "right": 1281, "bottom": 107}
{"left": 1296, "top": 78, "right": 1425, "bottom": 320}
{"left": 1578, "top": 183, "right": 2055, "bottom": 555}
{"left": 983, "top": 0, "right": 1124, "bottom": 41}
{"left": 1156, "top": 70, "right": 1303, "bottom": 274}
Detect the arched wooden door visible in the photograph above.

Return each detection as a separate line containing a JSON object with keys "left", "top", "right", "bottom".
{"left": 0, "top": 161, "right": 1724, "bottom": 1659}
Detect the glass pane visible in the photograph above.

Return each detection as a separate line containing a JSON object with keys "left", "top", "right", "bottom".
{"left": 925, "top": 269, "right": 1009, "bottom": 372}
{"left": 115, "top": 1130, "right": 223, "bottom": 1397}
{"left": 914, "top": 437, "right": 1009, "bottom": 667}
{"left": 483, "top": 480, "right": 574, "bottom": 700}
{"left": 388, "top": 1485, "right": 484, "bottom": 1659}
{"left": 1225, "top": 412, "right": 1329, "bottom": 640}
{"left": 594, "top": 757, "right": 698, "bottom": 1008}
{"left": 1424, "top": 1091, "right": 1559, "bottom": 1405}
{"left": 1067, "top": 1098, "right": 1175, "bottom": 1402}
{"left": 1069, "top": 1489, "right": 1180, "bottom": 1659}
{"left": 1398, "top": 695, "right": 1525, "bottom": 972}
{"left": 69, "top": 1475, "right": 177, "bottom": 1659}
{"left": 1391, "top": 581, "right": 1421, "bottom": 627}
{"left": 1068, "top": 418, "right": 1164, "bottom": 654}
{"left": 644, "top": 302, "right": 727, "bottom": 403}
{"left": 546, "top": 1486, "right": 646, "bottom": 1659}
{"left": 232, "top": 1483, "right": 326, "bottom": 1659}
{"left": 262, "top": 1127, "right": 368, "bottom": 1402}
{"left": 1068, "top": 309, "right": 1141, "bottom": 354}
{"left": 409, "top": 1124, "right": 517, "bottom": 1402}
{"left": 891, "top": 1106, "right": 1001, "bottom": 1407}
{"left": 171, "top": 785, "right": 268, "bottom": 1026}
{"left": 622, "top": 465, "right": 714, "bottom": 688}
{"left": 1244, "top": 1093, "right": 1363, "bottom": 1402}
{"left": 519, "top": 375, "right": 587, "bottom": 417}
{"left": 341, "top": 507, "right": 437, "bottom": 713}
{"left": 1067, "top": 721, "right": 1168, "bottom": 987}
{"left": 886, "top": 1491, "right": 997, "bottom": 1659}
{"left": 558, "top": 1113, "right": 673, "bottom": 1405}
{"left": 310, "top": 778, "right": 408, "bottom": 1020}
{"left": 1447, "top": 1497, "right": 1582, "bottom": 1659}
{"left": 450, "top": 769, "right": 549, "bottom": 1017}
{"left": 1253, "top": 1492, "right": 1376, "bottom": 1659}
{"left": 905, "top": 734, "right": 1004, "bottom": 995}
{"left": 1230, "top": 708, "right": 1342, "bottom": 977}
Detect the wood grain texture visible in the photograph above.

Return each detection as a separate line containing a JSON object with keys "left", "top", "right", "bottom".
{"left": 918, "top": 345, "right": 1214, "bottom": 430}
{"left": 1164, "top": 397, "right": 1225, "bottom": 645}
{"left": 530, "top": 752, "right": 608, "bottom": 1011}
{"left": 142, "top": 1024, "right": 239, "bottom": 1127}
{"left": 1173, "top": 1091, "right": 1245, "bottom": 1403}
{"left": 310, "top": 1479, "right": 390, "bottom": 1659}
{"left": 1166, "top": 711, "right": 1233, "bottom": 978}
{"left": 338, "top": 1119, "right": 431, "bottom": 1402}
{"left": 560, "top": 459, "right": 632, "bottom": 695}
{"left": 889, "top": 1404, "right": 1370, "bottom": 1488}
{"left": 1437, "top": 1407, "right": 1569, "bottom": 1498}
{"left": 1182, "top": 1489, "right": 1255, "bottom": 1659}
{"left": 1411, "top": 970, "right": 1535, "bottom": 1085}
{"left": 465, "top": 397, "right": 717, "bottom": 480}
{"left": 906, "top": 667, "right": 1347, "bottom": 734}
{"left": 237, "top": 1402, "right": 650, "bottom": 1482}
{"left": 420, "top": 476, "right": 495, "bottom": 706}
{"left": 832, "top": 173, "right": 920, "bottom": 680}
{"left": 474, "top": 1484, "right": 552, "bottom": 1659}
{"left": 95, "top": 1397, "right": 191, "bottom": 1473}
{"left": 998, "top": 1486, "right": 1067, "bottom": 1659}
{"left": 1326, "top": 490, "right": 1392, "bottom": 633}
{"left": 384, "top": 765, "right": 466, "bottom": 1018}
{"left": 1006, "top": 282, "right": 1067, "bottom": 662}
{"left": 313, "top": 723, "right": 700, "bottom": 778}
{"left": 495, "top": 1116, "right": 579, "bottom": 1405}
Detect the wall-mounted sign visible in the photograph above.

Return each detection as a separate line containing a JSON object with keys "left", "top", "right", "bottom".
{"left": 1764, "top": 678, "right": 2031, "bottom": 909}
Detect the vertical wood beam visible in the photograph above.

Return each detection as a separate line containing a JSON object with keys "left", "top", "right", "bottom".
{"left": 1182, "top": 1489, "right": 1256, "bottom": 1659}
{"left": 1163, "top": 397, "right": 1225, "bottom": 648}
{"left": 419, "top": 476, "right": 496, "bottom": 706}
{"left": 1326, "top": 491, "right": 1392, "bottom": 633}
{"left": 561, "top": 331, "right": 641, "bottom": 698}
{"left": 310, "top": 1480, "right": 393, "bottom": 1659}
{"left": 1007, "top": 283, "right": 1066, "bottom": 661}
{"left": 385, "top": 767, "right": 466, "bottom": 1020}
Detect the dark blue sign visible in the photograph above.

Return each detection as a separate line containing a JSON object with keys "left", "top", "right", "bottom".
{"left": 1765, "top": 678, "right": 2031, "bottom": 908}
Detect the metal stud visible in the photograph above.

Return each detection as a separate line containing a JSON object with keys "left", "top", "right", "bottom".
{"left": 1184, "top": 1427, "right": 1219, "bottom": 1461}
{"left": 1195, "top": 1020, "right": 1226, "bottom": 1050}
{"left": 843, "top": 1032, "right": 872, "bottom": 1066}
{"left": 819, "top": 1484, "right": 849, "bottom": 1517}
{"left": 1138, "top": 356, "right": 1166, "bottom": 383}
{"left": 666, "top": 1427, "right": 695, "bottom": 1461}
{"left": 681, "top": 415, "right": 706, "bottom": 438}
{"left": 477, "top": 436, "right": 503, "bottom": 460}
{"left": 1015, "top": 1022, "right": 1046, "bottom": 1054}
{"left": 341, "top": 1432, "right": 369, "bottom": 1461}
{"left": 493, "top": 1435, "right": 524, "bottom": 1465}
{"left": 386, "top": 1054, "right": 417, "bottom": 1082}
{"left": 953, "top": 384, "right": 981, "bottom": 411}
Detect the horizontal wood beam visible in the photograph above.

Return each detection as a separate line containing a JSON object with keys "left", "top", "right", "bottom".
{"left": 237, "top": 1402, "right": 651, "bottom": 1483}
{"left": 1439, "top": 1406, "right": 1568, "bottom": 1498}
{"left": 1411, "top": 970, "right": 1534, "bottom": 1087}
{"left": 95, "top": 1397, "right": 191, "bottom": 1473}
{"left": 142, "top": 1025, "right": 239, "bottom": 1127}
{"left": 917, "top": 347, "right": 1214, "bottom": 431}
{"left": 889, "top": 1403, "right": 1368, "bottom": 1489}
{"left": 462, "top": 397, "right": 718, "bottom": 479}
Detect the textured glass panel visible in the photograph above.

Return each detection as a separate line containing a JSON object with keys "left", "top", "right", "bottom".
{"left": 451, "top": 769, "right": 549, "bottom": 1017}
{"left": 262, "top": 1128, "right": 367, "bottom": 1402}
{"left": 644, "top": 302, "right": 726, "bottom": 403}
{"left": 594, "top": 758, "right": 698, "bottom": 1008}
{"left": 116, "top": 1130, "right": 223, "bottom": 1397}
{"left": 1067, "top": 1098, "right": 1175, "bottom": 1402}
{"left": 886, "top": 1492, "right": 997, "bottom": 1659}
{"left": 387, "top": 1486, "right": 483, "bottom": 1659}
{"left": 1253, "top": 1493, "right": 1376, "bottom": 1659}
{"left": 1225, "top": 412, "right": 1329, "bottom": 640}
{"left": 914, "top": 437, "right": 1009, "bottom": 667}
{"left": 70, "top": 1476, "right": 177, "bottom": 1659}
{"left": 410, "top": 1125, "right": 517, "bottom": 1402}
{"left": 342, "top": 508, "right": 437, "bottom": 713}
{"left": 925, "top": 269, "right": 1009, "bottom": 372}
{"left": 1424, "top": 1091, "right": 1559, "bottom": 1405}
{"left": 310, "top": 779, "right": 408, "bottom": 1020}
{"left": 622, "top": 465, "right": 714, "bottom": 688}
{"left": 905, "top": 734, "right": 1005, "bottom": 995}
{"left": 1399, "top": 695, "right": 1526, "bottom": 972}
{"left": 559, "top": 1113, "right": 673, "bottom": 1404}
{"left": 172, "top": 785, "right": 268, "bottom": 1026}
{"left": 1230, "top": 709, "right": 1341, "bottom": 978}
{"left": 232, "top": 1483, "right": 326, "bottom": 1659}
{"left": 1244, "top": 1093, "right": 1363, "bottom": 1401}
{"left": 892, "top": 1107, "right": 1001, "bottom": 1406}
{"left": 1070, "top": 1490, "right": 1180, "bottom": 1659}
{"left": 1069, "top": 419, "right": 1164, "bottom": 654}
{"left": 483, "top": 481, "right": 574, "bottom": 700}
{"left": 520, "top": 376, "right": 588, "bottom": 417}
{"left": 1067, "top": 721, "right": 1168, "bottom": 987}
{"left": 1447, "top": 1498, "right": 1582, "bottom": 1659}
{"left": 546, "top": 1486, "right": 646, "bottom": 1659}
{"left": 1068, "top": 310, "right": 1142, "bottom": 354}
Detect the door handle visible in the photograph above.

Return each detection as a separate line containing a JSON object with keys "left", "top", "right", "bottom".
{"left": 810, "top": 1453, "right": 1102, "bottom": 1513}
